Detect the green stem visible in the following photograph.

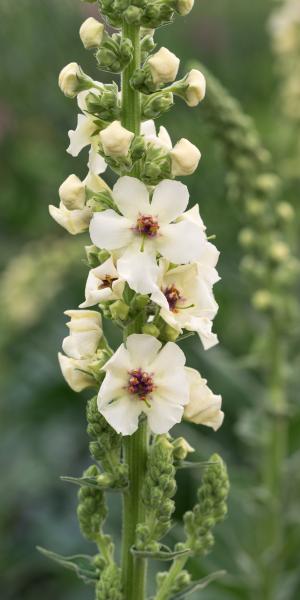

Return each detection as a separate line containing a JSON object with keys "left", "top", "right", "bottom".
{"left": 261, "top": 318, "right": 288, "bottom": 598}
{"left": 120, "top": 20, "right": 147, "bottom": 600}
{"left": 154, "top": 556, "right": 188, "bottom": 600}
{"left": 121, "top": 421, "right": 148, "bottom": 600}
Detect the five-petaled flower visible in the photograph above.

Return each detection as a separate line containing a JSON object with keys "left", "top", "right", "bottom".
{"left": 89, "top": 176, "right": 207, "bottom": 295}
{"left": 98, "top": 334, "right": 189, "bottom": 435}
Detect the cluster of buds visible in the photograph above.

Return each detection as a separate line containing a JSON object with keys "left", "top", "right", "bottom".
{"left": 93, "top": 0, "right": 195, "bottom": 29}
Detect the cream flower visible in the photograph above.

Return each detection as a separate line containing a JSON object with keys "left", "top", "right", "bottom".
{"left": 62, "top": 309, "right": 103, "bottom": 359}
{"left": 58, "top": 353, "right": 95, "bottom": 392}
{"left": 98, "top": 334, "right": 189, "bottom": 435}
{"left": 170, "top": 138, "right": 201, "bottom": 176}
{"left": 184, "top": 367, "right": 224, "bottom": 430}
{"left": 49, "top": 172, "right": 107, "bottom": 234}
{"left": 183, "top": 69, "right": 206, "bottom": 107}
{"left": 67, "top": 88, "right": 107, "bottom": 175}
{"left": 58, "top": 62, "right": 92, "bottom": 98}
{"left": 100, "top": 121, "right": 135, "bottom": 158}
{"left": 148, "top": 47, "right": 180, "bottom": 85}
{"left": 79, "top": 256, "right": 125, "bottom": 308}
{"left": 89, "top": 176, "right": 207, "bottom": 294}
{"left": 79, "top": 17, "right": 105, "bottom": 49}
{"left": 151, "top": 251, "right": 219, "bottom": 350}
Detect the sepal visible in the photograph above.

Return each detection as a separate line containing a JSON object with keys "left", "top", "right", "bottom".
{"left": 96, "top": 33, "right": 133, "bottom": 73}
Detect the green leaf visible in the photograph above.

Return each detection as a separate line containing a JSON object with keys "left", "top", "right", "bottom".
{"left": 176, "top": 460, "right": 214, "bottom": 470}
{"left": 60, "top": 475, "right": 127, "bottom": 492}
{"left": 169, "top": 571, "right": 226, "bottom": 599}
{"left": 37, "top": 547, "right": 99, "bottom": 584}
{"left": 131, "top": 545, "right": 191, "bottom": 561}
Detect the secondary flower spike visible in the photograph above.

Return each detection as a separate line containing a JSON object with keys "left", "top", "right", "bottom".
{"left": 98, "top": 334, "right": 189, "bottom": 435}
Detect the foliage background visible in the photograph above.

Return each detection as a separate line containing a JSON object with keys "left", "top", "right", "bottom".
{"left": 0, "top": 0, "right": 299, "bottom": 599}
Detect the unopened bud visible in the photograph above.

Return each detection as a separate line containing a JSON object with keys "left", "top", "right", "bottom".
{"left": 182, "top": 69, "right": 206, "bottom": 107}
{"left": 172, "top": 437, "right": 195, "bottom": 460}
{"left": 59, "top": 174, "right": 85, "bottom": 210}
{"left": 171, "top": 138, "right": 201, "bottom": 176}
{"left": 100, "top": 121, "right": 134, "bottom": 157}
{"left": 142, "top": 323, "right": 160, "bottom": 337}
{"left": 277, "top": 202, "right": 294, "bottom": 221}
{"left": 176, "top": 0, "right": 194, "bottom": 15}
{"left": 79, "top": 17, "right": 105, "bottom": 49}
{"left": 58, "top": 62, "right": 93, "bottom": 98}
{"left": 148, "top": 47, "right": 180, "bottom": 85}
{"left": 110, "top": 300, "right": 129, "bottom": 321}
{"left": 269, "top": 241, "right": 290, "bottom": 262}
{"left": 252, "top": 290, "right": 273, "bottom": 311}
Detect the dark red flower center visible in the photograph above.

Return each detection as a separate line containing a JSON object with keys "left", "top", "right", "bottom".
{"left": 99, "top": 275, "right": 117, "bottom": 289}
{"left": 164, "top": 284, "right": 182, "bottom": 312}
{"left": 135, "top": 214, "right": 159, "bottom": 238}
{"left": 128, "top": 368, "right": 155, "bottom": 403}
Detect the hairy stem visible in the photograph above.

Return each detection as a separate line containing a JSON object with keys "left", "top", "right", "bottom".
{"left": 155, "top": 556, "right": 188, "bottom": 600}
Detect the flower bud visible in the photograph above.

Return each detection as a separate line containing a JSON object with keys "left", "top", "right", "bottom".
{"left": 269, "top": 241, "right": 290, "bottom": 262}
{"left": 100, "top": 120, "right": 134, "bottom": 157}
{"left": 59, "top": 174, "right": 86, "bottom": 210}
{"left": 49, "top": 202, "right": 91, "bottom": 235}
{"left": 175, "top": 0, "right": 194, "bottom": 15}
{"left": 183, "top": 69, "right": 206, "bottom": 107}
{"left": 172, "top": 437, "right": 195, "bottom": 460}
{"left": 142, "top": 323, "right": 160, "bottom": 337}
{"left": 162, "top": 323, "right": 179, "bottom": 342}
{"left": 79, "top": 17, "right": 105, "bottom": 49}
{"left": 58, "top": 353, "right": 95, "bottom": 392}
{"left": 184, "top": 368, "right": 224, "bottom": 431}
{"left": 148, "top": 47, "right": 180, "bottom": 85}
{"left": 277, "top": 201, "right": 295, "bottom": 221}
{"left": 62, "top": 309, "right": 103, "bottom": 359}
{"left": 109, "top": 300, "right": 130, "bottom": 321}
{"left": 170, "top": 138, "right": 201, "bottom": 176}
{"left": 252, "top": 290, "right": 273, "bottom": 311}
{"left": 58, "top": 62, "right": 92, "bottom": 98}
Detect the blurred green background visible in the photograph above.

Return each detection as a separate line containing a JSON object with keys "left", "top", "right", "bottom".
{"left": 0, "top": 0, "right": 299, "bottom": 599}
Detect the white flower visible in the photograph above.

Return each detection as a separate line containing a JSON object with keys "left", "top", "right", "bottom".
{"left": 184, "top": 367, "right": 224, "bottom": 430}
{"left": 62, "top": 309, "right": 103, "bottom": 359}
{"left": 79, "top": 17, "right": 105, "bottom": 49}
{"left": 49, "top": 172, "right": 107, "bottom": 234}
{"left": 58, "top": 62, "right": 92, "bottom": 98}
{"left": 170, "top": 138, "right": 201, "bottom": 176}
{"left": 98, "top": 334, "right": 189, "bottom": 435}
{"left": 148, "top": 47, "right": 180, "bottom": 85}
{"left": 184, "top": 69, "right": 206, "bottom": 107}
{"left": 79, "top": 256, "right": 125, "bottom": 308}
{"left": 58, "top": 353, "right": 95, "bottom": 392}
{"left": 49, "top": 202, "right": 92, "bottom": 235}
{"left": 67, "top": 88, "right": 107, "bottom": 175}
{"left": 151, "top": 254, "right": 219, "bottom": 350}
{"left": 176, "top": 0, "right": 194, "bottom": 16}
{"left": 89, "top": 176, "right": 207, "bottom": 294}
{"left": 59, "top": 174, "right": 86, "bottom": 210}
{"left": 100, "top": 121, "right": 135, "bottom": 158}
{"left": 141, "top": 121, "right": 200, "bottom": 177}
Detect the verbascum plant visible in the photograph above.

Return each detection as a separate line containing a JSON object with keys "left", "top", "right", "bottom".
{"left": 38, "top": 2, "right": 229, "bottom": 599}
{"left": 197, "top": 63, "right": 299, "bottom": 598}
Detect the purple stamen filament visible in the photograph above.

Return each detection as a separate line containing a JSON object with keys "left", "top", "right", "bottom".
{"left": 128, "top": 368, "right": 155, "bottom": 405}
{"left": 135, "top": 214, "right": 159, "bottom": 238}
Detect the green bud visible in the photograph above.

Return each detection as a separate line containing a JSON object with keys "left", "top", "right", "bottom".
{"left": 77, "top": 465, "right": 108, "bottom": 542}
{"left": 142, "top": 92, "right": 174, "bottom": 119}
{"left": 132, "top": 294, "right": 150, "bottom": 310}
{"left": 96, "top": 564, "right": 122, "bottom": 600}
{"left": 161, "top": 323, "right": 179, "bottom": 342}
{"left": 172, "top": 437, "right": 195, "bottom": 461}
{"left": 124, "top": 5, "right": 143, "bottom": 24}
{"left": 85, "top": 244, "right": 101, "bottom": 268}
{"left": 96, "top": 34, "right": 133, "bottom": 73}
{"left": 142, "top": 323, "right": 160, "bottom": 337}
{"left": 110, "top": 300, "right": 130, "bottom": 321}
{"left": 87, "top": 396, "right": 122, "bottom": 477}
{"left": 130, "top": 135, "right": 146, "bottom": 162}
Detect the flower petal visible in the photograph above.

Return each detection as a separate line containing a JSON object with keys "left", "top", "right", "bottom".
{"left": 88, "top": 145, "right": 107, "bottom": 175}
{"left": 151, "top": 180, "right": 189, "bottom": 224}
{"left": 157, "top": 221, "right": 206, "bottom": 263}
{"left": 67, "top": 114, "right": 97, "bottom": 156}
{"left": 99, "top": 393, "right": 142, "bottom": 435}
{"left": 89, "top": 210, "right": 133, "bottom": 250}
{"left": 117, "top": 248, "right": 159, "bottom": 294}
{"left": 125, "top": 334, "right": 162, "bottom": 368}
{"left": 145, "top": 395, "right": 184, "bottom": 434}
{"left": 102, "top": 343, "right": 131, "bottom": 377}
{"left": 113, "top": 176, "right": 150, "bottom": 220}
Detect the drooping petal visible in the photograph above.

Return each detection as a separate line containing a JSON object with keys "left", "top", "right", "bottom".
{"left": 88, "top": 145, "right": 107, "bottom": 175}
{"left": 151, "top": 179, "right": 189, "bottom": 224}
{"left": 113, "top": 176, "right": 150, "bottom": 220}
{"left": 187, "top": 316, "right": 219, "bottom": 350}
{"left": 125, "top": 334, "right": 162, "bottom": 369}
{"left": 117, "top": 247, "right": 159, "bottom": 294}
{"left": 67, "top": 114, "right": 97, "bottom": 156}
{"left": 184, "top": 367, "right": 224, "bottom": 430}
{"left": 89, "top": 210, "right": 133, "bottom": 250}
{"left": 157, "top": 221, "right": 205, "bottom": 263}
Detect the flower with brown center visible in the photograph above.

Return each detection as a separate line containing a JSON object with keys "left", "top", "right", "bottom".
{"left": 135, "top": 214, "right": 160, "bottom": 238}
{"left": 128, "top": 368, "right": 155, "bottom": 405}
